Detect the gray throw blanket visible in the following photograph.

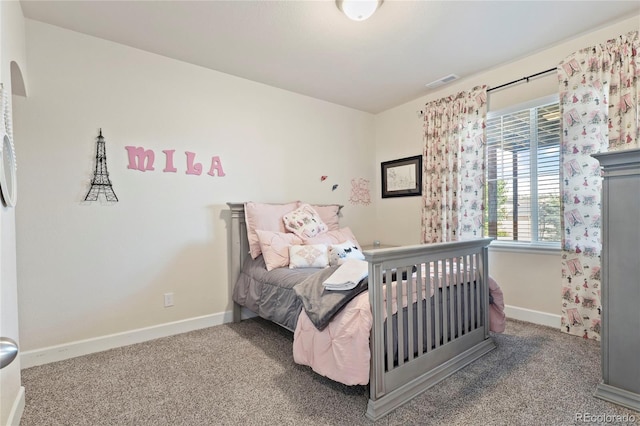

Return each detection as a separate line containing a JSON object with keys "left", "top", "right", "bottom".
{"left": 293, "top": 266, "right": 369, "bottom": 331}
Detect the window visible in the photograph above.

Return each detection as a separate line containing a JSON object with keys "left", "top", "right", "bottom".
{"left": 485, "top": 97, "right": 561, "bottom": 244}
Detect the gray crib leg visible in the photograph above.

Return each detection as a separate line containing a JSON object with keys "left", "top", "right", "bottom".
{"left": 233, "top": 302, "right": 242, "bottom": 322}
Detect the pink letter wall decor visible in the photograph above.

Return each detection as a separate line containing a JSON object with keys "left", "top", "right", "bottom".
{"left": 125, "top": 146, "right": 155, "bottom": 171}
{"left": 207, "top": 156, "right": 226, "bottom": 177}
{"left": 185, "top": 151, "right": 203, "bottom": 175}
{"left": 162, "top": 149, "right": 177, "bottom": 173}
{"left": 125, "top": 147, "right": 225, "bottom": 178}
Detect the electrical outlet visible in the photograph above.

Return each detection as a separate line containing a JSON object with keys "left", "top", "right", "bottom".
{"left": 164, "top": 292, "right": 174, "bottom": 307}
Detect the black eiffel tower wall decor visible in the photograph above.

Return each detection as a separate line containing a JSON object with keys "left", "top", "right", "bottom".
{"left": 84, "top": 129, "right": 118, "bottom": 202}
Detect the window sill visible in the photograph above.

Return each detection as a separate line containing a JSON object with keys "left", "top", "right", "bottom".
{"left": 488, "top": 241, "right": 561, "bottom": 255}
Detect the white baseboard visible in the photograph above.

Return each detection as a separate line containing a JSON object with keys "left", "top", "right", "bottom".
{"left": 19, "top": 305, "right": 556, "bottom": 369}
{"left": 6, "top": 385, "right": 25, "bottom": 426}
{"left": 20, "top": 312, "right": 234, "bottom": 369}
{"left": 504, "top": 305, "right": 561, "bottom": 329}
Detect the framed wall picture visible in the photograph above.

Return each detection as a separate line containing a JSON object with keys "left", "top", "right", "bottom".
{"left": 381, "top": 155, "right": 422, "bottom": 198}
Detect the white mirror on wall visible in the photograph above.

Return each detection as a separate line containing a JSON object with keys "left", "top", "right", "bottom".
{"left": 0, "top": 83, "right": 17, "bottom": 207}
{"left": 0, "top": 132, "right": 16, "bottom": 207}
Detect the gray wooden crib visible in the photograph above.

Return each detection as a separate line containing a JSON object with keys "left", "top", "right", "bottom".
{"left": 227, "top": 202, "right": 496, "bottom": 420}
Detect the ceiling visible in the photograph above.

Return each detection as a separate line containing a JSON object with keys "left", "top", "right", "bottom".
{"left": 19, "top": 1, "right": 640, "bottom": 114}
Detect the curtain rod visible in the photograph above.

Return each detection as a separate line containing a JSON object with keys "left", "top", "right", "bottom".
{"left": 487, "top": 67, "right": 556, "bottom": 93}
{"left": 417, "top": 66, "right": 557, "bottom": 117}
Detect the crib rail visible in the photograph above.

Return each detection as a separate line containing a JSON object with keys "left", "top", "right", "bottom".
{"left": 363, "top": 238, "right": 495, "bottom": 420}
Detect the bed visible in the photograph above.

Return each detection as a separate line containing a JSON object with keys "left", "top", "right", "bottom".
{"left": 227, "top": 201, "right": 505, "bottom": 420}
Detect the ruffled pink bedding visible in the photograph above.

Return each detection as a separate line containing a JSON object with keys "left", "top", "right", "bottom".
{"left": 293, "top": 275, "right": 505, "bottom": 386}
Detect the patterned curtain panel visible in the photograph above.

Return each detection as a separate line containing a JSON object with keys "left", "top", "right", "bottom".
{"left": 558, "top": 31, "right": 639, "bottom": 341}
{"left": 421, "top": 86, "right": 487, "bottom": 243}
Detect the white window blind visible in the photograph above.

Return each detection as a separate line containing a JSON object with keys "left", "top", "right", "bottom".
{"left": 485, "top": 100, "right": 561, "bottom": 243}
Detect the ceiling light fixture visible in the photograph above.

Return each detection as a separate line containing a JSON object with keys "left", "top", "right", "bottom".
{"left": 336, "top": 0, "right": 383, "bottom": 21}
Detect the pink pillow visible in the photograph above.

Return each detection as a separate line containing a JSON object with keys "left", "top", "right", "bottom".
{"left": 303, "top": 227, "right": 362, "bottom": 251}
{"left": 256, "top": 230, "right": 302, "bottom": 271}
{"left": 245, "top": 202, "right": 298, "bottom": 259}
{"left": 283, "top": 204, "right": 328, "bottom": 239}
{"left": 306, "top": 204, "right": 341, "bottom": 231}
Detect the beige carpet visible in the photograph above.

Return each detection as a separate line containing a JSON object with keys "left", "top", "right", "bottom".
{"left": 20, "top": 318, "right": 639, "bottom": 425}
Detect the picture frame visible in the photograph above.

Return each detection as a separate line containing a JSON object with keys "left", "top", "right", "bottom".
{"left": 381, "top": 155, "right": 422, "bottom": 198}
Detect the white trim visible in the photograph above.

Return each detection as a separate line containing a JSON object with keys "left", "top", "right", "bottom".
{"left": 489, "top": 241, "right": 561, "bottom": 255}
{"left": 504, "top": 305, "right": 561, "bottom": 329}
{"left": 20, "top": 312, "right": 232, "bottom": 369}
{"left": 6, "top": 385, "right": 25, "bottom": 426}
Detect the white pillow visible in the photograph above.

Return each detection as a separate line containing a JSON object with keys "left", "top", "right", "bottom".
{"left": 289, "top": 244, "right": 329, "bottom": 269}
{"left": 329, "top": 240, "right": 365, "bottom": 266}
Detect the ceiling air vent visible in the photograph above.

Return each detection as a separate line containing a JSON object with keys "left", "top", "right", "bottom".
{"left": 425, "top": 74, "right": 459, "bottom": 89}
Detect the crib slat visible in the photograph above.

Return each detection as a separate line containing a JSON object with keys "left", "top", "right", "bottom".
{"left": 470, "top": 253, "right": 476, "bottom": 331}
{"left": 447, "top": 258, "right": 458, "bottom": 342}
{"left": 434, "top": 260, "right": 441, "bottom": 348}
{"left": 397, "top": 267, "right": 405, "bottom": 366}
{"left": 416, "top": 263, "right": 424, "bottom": 356}
{"left": 442, "top": 259, "right": 450, "bottom": 344}
{"left": 385, "top": 269, "right": 394, "bottom": 372}
{"left": 463, "top": 254, "right": 469, "bottom": 333}
{"left": 448, "top": 257, "right": 455, "bottom": 342}
{"left": 445, "top": 258, "right": 451, "bottom": 345}
{"left": 406, "top": 266, "right": 414, "bottom": 362}
{"left": 425, "top": 262, "right": 433, "bottom": 352}
{"left": 473, "top": 253, "right": 482, "bottom": 328}
{"left": 457, "top": 256, "right": 463, "bottom": 338}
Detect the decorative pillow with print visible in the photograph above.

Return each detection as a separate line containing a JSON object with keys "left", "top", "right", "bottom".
{"left": 329, "top": 240, "right": 365, "bottom": 266}
{"left": 289, "top": 244, "right": 329, "bottom": 269}
{"left": 283, "top": 204, "right": 328, "bottom": 239}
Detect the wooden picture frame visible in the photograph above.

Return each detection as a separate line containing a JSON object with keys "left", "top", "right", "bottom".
{"left": 381, "top": 155, "right": 422, "bottom": 198}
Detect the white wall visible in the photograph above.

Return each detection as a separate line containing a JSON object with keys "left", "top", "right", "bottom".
{"left": 374, "top": 14, "right": 640, "bottom": 325}
{"left": 0, "top": 1, "right": 27, "bottom": 424}
{"left": 14, "top": 20, "right": 376, "bottom": 356}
